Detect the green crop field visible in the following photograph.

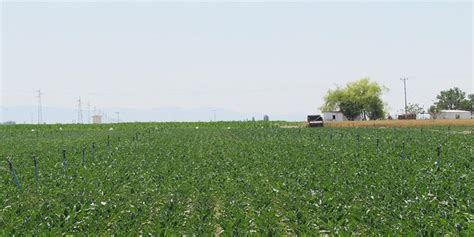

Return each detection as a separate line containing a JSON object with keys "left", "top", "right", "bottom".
{"left": 1, "top": 122, "right": 473, "bottom": 235}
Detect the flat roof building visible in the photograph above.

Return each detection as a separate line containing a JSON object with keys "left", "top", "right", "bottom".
{"left": 435, "top": 110, "right": 471, "bottom": 120}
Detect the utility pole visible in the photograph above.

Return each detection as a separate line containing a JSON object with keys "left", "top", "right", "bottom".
{"left": 400, "top": 78, "right": 408, "bottom": 118}
{"left": 77, "top": 97, "right": 83, "bottom": 124}
{"left": 115, "top": 112, "right": 120, "bottom": 123}
{"left": 212, "top": 109, "right": 217, "bottom": 122}
{"left": 36, "top": 90, "right": 43, "bottom": 124}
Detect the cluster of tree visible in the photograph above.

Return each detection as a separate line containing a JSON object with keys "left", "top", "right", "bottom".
{"left": 320, "top": 78, "right": 387, "bottom": 120}
{"left": 321, "top": 79, "right": 472, "bottom": 120}
{"left": 405, "top": 103, "right": 425, "bottom": 115}
{"left": 399, "top": 88, "right": 472, "bottom": 117}
{"left": 429, "top": 87, "right": 473, "bottom": 114}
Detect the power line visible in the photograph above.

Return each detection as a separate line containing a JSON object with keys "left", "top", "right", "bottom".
{"left": 400, "top": 78, "right": 408, "bottom": 118}
{"left": 115, "top": 112, "right": 120, "bottom": 123}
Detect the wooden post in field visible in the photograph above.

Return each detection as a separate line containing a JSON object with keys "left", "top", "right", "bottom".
{"left": 62, "top": 149, "right": 68, "bottom": 173}
{"left": 81, "top": 145, "right": 85, "bottom": 166}
{"left": 7, "top": 157, "right": 21, "bottom": 190}
{"left": 33, "top": 155, "right": 39, "bottom": 181}
{"left": 437, "top": 145, "right": 442, "bottom": 168}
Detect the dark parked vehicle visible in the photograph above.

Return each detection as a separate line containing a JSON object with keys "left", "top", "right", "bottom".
{"left": 307, "top": 115, "right": 324, "bottom": 127}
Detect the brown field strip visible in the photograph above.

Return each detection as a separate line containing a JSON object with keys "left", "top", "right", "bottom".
{"left": 323, "top": 119, "right": 474, "bottom": 128}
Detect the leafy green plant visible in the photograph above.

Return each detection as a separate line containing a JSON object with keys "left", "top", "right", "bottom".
{"left": 0, "top": 122, "right": 472, "bottom": 235}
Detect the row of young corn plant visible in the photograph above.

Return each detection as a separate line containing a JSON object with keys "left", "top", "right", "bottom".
{"left": 0, "top": 123, "right": 472, "bottom": 235}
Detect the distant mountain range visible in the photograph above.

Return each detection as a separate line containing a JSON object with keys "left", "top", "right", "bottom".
{"left": 0, "top": 106, "right": 306, "bottom": 124}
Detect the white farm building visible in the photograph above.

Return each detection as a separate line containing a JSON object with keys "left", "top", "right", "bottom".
{"left": 322, "top": 111, "right": 362, "bottom": 122}
{"left": 435, "top": 110, "right": 471, "bottom": 120}
{"left": 92, "top": 114, "right": 103, "bottom": 124}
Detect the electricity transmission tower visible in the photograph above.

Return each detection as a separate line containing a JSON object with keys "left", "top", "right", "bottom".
{"left": 115, "top": 112, "right": 120, "bottom": 123}
{"left": 400, "top": 78, "right": 408, "bottom": 118}
{"left": 36, "top": 90, "right": 43, "bottom": 124}
{"left": 77, "top": 97, "right": 83, "bottom": 124}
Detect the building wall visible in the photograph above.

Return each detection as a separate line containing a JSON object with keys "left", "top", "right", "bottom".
{"left": 323, "top": 112, "right": 345, "bottom": 122}
{"left": 92, "top": 115, "right": 102, "bottom": 124}
{"left": 436, "top": 111, "right": 470, "bottom": 120}
{"left": 322, "top": 112, "right": 364, "bottom": 121}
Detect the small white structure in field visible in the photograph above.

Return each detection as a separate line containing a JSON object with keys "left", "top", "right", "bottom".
{"left": 322, "top": 111, "right": 362, "bottom": 122}
{"left": 323, "top": 112, "right": 345, "bottom": 122}
{"left": 417, "top": 113, "right": 432, "bottom": 120}
{"left": 92, "top": 114, "right": 103, "bottom": 124}
{"left": 435, "top": 110, "right": 471, "bottom": 120}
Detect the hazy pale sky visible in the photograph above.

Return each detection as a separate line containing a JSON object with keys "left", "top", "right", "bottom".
{"left": 1, "top": 1, "right": 472, "bottom": 121}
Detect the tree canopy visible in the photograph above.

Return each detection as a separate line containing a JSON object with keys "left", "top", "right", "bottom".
{"left": 320, "top": 78, "right": 388, "bottom": 120}
{"left": 429, "top": 87, "right": 473, "bottom": 113}
{"left": 406, "top": 103, "right": 424, "bottom": 115}
{"left": 469, "top": 94, "right": 474, "bottom": 111}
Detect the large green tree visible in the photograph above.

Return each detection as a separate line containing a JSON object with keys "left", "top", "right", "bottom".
{"left": 468, "top": 94, "right": 474, "bottom": 111}
{"left": 431, "top": 87, "right": 472, "bottom": 111}
{"left": 321, "top": 78, "right": 388, "bottom": 120}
